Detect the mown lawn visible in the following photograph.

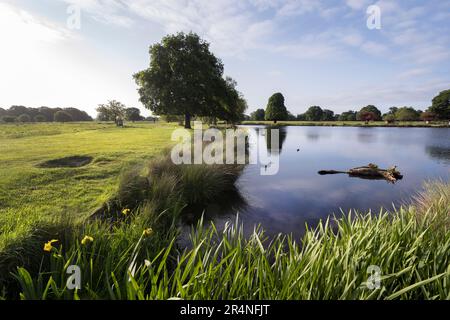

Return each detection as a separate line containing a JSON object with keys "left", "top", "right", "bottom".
{"left": 0, "top": 121, "right": 177, "bottom": 251}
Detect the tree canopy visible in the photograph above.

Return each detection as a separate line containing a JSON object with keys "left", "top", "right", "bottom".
{"left": 96, "top": 100, "right": 126, "bottom": 122}
{"left": 54, "top": 111, "right": 73, "bottom": 122}
{"left": 304, "top": 106, "right": 324, "bottom": 121}
{"left": 125, "top": 107, "right": 143, "bottom": 122}
{"left": 250, "top": 109, "right": 265, "bottom": 121}
{"left": 0, "top": 106, "right": 91, "bottom": 123}
{"left": 357, "top": 105, "right": 382, "bottom": 121}
{"left": 265, "top": 93, "right": 288, "bottom": 122}
{"left": 338, "top": 110, "right": 357, "bottom": 121}
{"left": 429, "top": 89, "right": 450, "bottom": 120}
{"left": 321, "top": 109, "right": 335, "bottom": 121}
{"left": 394, "top": 107, "right": 420, "bottom": 121}
{"left": 134, "top": 32, "right": 244, "bottom": 128}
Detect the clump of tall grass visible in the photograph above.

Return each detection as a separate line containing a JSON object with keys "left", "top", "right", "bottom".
{"left": 6, "top": 181, "right": 450, "bottom": 300}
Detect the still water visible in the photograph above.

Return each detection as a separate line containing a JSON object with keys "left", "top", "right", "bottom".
{"left": 195, "top": 126, "right": 450, "bottom": 239}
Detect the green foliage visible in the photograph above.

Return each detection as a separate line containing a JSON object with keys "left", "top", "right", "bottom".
{"left": 420, "top": 111, "right": 436, "bottom": 122}
{"left": 321, "top": 109, "right": 335, "bottom": 121}
{"left": 304, "top": 106, "right": 324, "bottom": 121}
{"left": 134, "top": 32, "right": 228, "bottom": 128}
{"left": 125, "top": 108, "right": 142, "bottom": 122}
{"left": 394, "top": 107, "right": 420, "bottom": 121}
{"left": 33, "top": 114, "right": 47, "bottom": 122}
{"left": 4, "top": 181, "right": 450, "bottom": 300}
{"left": 287, "top": 111, "right": 297, "bottom": 121}
{"left": 53, "top": 111, "right": 73, "bottom": 123}
{"left": 96, "top": 100, "right": 126, "bottom": 122}
{"left": 63, "top": 108, "right": 92, "bottom": 121}
{"left": 264, "top": 93, "right": 288, "bottom": 122}
{"left": 383, "top": 114, "right": 396, "bottom": 122}
{"left": 0, "top": 106, "right": 91, "bottom": 123}
{"left": 17, "top": 114, "right": 31, "bottom": 123}
{"left": 357, "top": 105, "right": 382, "bottom": 121}
{"left": 250, "top": 109, "right": 265, "bottom": 121}
{"left": 429, "top": 89, "right": 450, "bottom": 120}
{"left": 1, "top": 115, "right": 16, "bottom": 123}
{"left": 338, "top": 110, "right": 357, "bottom": 121}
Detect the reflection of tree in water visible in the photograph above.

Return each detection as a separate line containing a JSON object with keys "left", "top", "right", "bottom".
{"left": 357, "top": 131, "right": 377, "bottom": 143}
{"left": 181, "top": 179, "right": 248, "bottom": 224}
{"left": 426, "top": 145, "right": 450, "bottom": 164}
{"left": 265, "top": 126, "right": 287, "bottom": 154}
{"left": 306, "top": 133, "right": 320, "bottom": 141}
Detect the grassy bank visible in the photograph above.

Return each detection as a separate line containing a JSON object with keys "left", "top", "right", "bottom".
{"left": 2, "top": 177, "right": 449, "bottom": 299}
{"left": 0, "top": 122, "right": 177, "bottom": 254}
{"left": 242, "top": 120, "right": 450, "bottom": 127}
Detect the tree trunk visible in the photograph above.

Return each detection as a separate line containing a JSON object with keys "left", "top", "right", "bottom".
{"left": 184, "top": 112, "right": 191, "bottom": 129}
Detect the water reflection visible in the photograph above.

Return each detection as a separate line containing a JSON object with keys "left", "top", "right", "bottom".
{"left": 265, "top": 126, "right": 287, "bottom": 154}
{"left": 357, "top": 129, "right": 378, "bottom": 143}
{"left": 182, "top": 126, "right": 450, "bottom": 240}
{"left": 426, "top": 146, "right": 450, "bottom": 164}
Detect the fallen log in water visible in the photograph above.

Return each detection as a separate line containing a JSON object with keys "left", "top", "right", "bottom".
{"left": 318, "top": 163, "right": 403, "bottom": 183}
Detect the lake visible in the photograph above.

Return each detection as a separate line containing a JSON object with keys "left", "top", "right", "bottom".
{"left": 198, "top": 126, "right": 450, "bottom": 239}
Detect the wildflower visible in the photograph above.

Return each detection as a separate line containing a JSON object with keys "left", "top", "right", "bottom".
{"left": 143, "top": 228, "right": 153, "bottom": 237}
{"left": 81, "top": 235, "right": 94, "bottom": 245}
{"left": 43, "top": 239, "right": 58, "bottom": 252}
{"left": 122, "top": 208, "right": 131, "bottom": 216}
{"left": 144, "top": 259, "right": 151, "bottom": 267}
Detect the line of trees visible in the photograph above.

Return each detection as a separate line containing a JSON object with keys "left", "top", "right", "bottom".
{"left": 250, "top": 89, "right": 450, "bottom": 123}
{"left": 0, "top": 106, "right": 93, "bottom": 123}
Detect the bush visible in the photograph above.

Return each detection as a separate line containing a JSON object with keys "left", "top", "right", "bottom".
{"left": 54, "top": 111, "right": 73, "bottom": 122}
{"left": 17, "top": 114, "right": 31, "bottom": 123}
{"left": 1, "top": 116, "right": 16, "bottom": 123}
{"left": 34, "top": 114, "right": 47, "bottom": 122}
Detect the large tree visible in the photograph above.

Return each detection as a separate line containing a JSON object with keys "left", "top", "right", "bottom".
{"left": 357, "top": 105, "right": 381, "bottom": 121}
{"left": 265, "top": 93, "right": 288, "bottom": 123}
{"left": 134, "top": 32, "right": 225, "bottom": 129}
{"left": 429, "top": 89, "right": 450, "bottom": 120}
{"left": 212, "top": 77, "right": 247, "bottom": 124}
{"left": 304, "top": 106, "right": 324, "bottom": 121}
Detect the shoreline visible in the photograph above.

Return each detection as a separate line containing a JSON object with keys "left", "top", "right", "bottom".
{"left": 241, "top": 120, "right": 450, "bottom": 128}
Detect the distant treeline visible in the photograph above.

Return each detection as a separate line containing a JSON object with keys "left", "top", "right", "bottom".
{"left": 0, "top": 106, "right": 93, "bottom": 123}
{"left": 250, "top": 89, "right": 450, "bottom": 123}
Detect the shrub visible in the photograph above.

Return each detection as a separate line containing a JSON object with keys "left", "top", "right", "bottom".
{"left": 34, "top": 114, "right": 47, "bottom": 122}
{"left": 17, "top": 114, "right": 31, "bottom": 123}
{"left": 1, "top": 116, "right": 16, "bottom": 123}
{"left": 54, "top": 111, "right": 73, "bottom": 122}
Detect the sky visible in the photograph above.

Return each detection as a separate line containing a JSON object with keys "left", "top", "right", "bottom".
{"left": 0, "top": 0, "right": 449, "bottom": 118}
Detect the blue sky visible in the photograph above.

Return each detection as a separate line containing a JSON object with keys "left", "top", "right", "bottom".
{"left": 0, "top": 0, "right": 449, "bottom": 117}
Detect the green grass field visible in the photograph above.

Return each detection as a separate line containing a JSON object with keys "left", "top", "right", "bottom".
{"left": 0, "top": 122, "right": 177, "bottom": 252}
{"left": 242, "top": 120, "right": 450, "bottom": 127}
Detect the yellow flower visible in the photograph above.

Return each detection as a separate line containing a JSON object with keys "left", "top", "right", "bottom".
{"left": 81, "top": 235, "right": 94, "bottom": 245}
{"left": 122, "top": 208, "right": 131, "bottom": 216}
{"left": 43, "top": 239, "right": 58, "bottom": 252}
{"left": 144, "top": 259, "right": 151, "bottom": 267}
{"left": 143, "top": 228, "right": 153, "bottom": 237}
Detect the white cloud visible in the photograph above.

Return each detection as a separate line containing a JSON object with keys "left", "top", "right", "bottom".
{"left": 0, "top": 2, "right": 143, "bottom": 116}
{"left": 346, "top": 0, "right": 370, "bottom": 10}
